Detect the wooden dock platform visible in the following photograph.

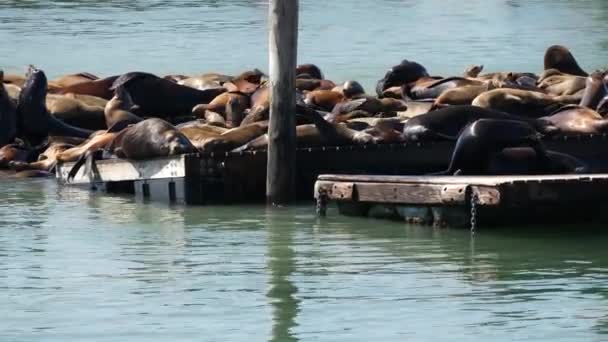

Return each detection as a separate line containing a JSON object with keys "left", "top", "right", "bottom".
{"left": 56, "top": 134, "right": 608, "bottom": 205}
{"left": 314, "top": 173, "right": 608, "bottom": 228}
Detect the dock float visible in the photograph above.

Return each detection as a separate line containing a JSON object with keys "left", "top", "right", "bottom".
{"left": 314, "top": 174, "right": 608, "bottom": 228}
{"left": 56, "top": 134, "right": 608, "bottom": 205}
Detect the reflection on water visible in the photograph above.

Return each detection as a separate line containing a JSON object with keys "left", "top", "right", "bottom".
{"left": 1, "top": 180, "right": 608, "bottom": 340}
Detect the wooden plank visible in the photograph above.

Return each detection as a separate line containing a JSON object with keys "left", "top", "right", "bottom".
{"left": 266, "top": 0, "right": 299, "bottom": 205}
{"left": 56, "top": 155, "right": 187, "bottom": 184}
{"left": 354, "top": 182, "right": 446, "bottom": 204}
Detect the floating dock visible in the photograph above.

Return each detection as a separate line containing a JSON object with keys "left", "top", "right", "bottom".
{"left": 56, "top": 134, "right": 608, "bottom": 205}
{"left": 314, "top": 173, "right": 608, "bottom": 228}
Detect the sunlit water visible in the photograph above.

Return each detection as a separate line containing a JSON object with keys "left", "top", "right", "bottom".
{"left": 2, "top": 1, "right": 608, "bottom": 341}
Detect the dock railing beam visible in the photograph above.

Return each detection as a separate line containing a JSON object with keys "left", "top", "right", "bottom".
{"left": 267, "top": 0, "right": 299, "bottom": 205}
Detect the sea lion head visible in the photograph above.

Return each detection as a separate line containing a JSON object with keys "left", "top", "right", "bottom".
{"left": 464, "top": 64, "right": 484, "bottom": 78}
{"left": 342, "top": 80, "right": 365, "bottom": 98}
{"left": 162, "top": 129, "right": 197, "bottom": 155}
{"left": 22, "top": 65, "right": 47, "bottom": 101}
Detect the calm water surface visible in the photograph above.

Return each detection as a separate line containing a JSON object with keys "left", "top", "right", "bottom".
{"left": 2, "top": 1, "right": 608, "bottom": 341}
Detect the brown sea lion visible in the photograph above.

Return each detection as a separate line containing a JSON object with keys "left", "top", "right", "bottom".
{"left": 3, "top": 73, "right": 27, "bottom": 88}
{"left": 463, "top": 65, "right": 484, "bottom": 78}
{"left": 0, "top": 71, "right": 17, "bottom": 146}
{"left": 396, "top": 101, "right": 434, "bottom": 119}
{"left": 538, "top": 105, "right": 608, "bottom": 135}
{"left": 433, "top": 82, "right": 496, "bottom": 108}
{"left": 56, "top": 131, "right": 118, "bottom": 163}
{"left": 376, "top": 59, "right": 430, "bottom": 96}
{"left": 203, "top": 110, "right": 226, "bottom": 127}
{"left": 46, "top": 94, "right": 107, "bottom": 130}
{"left": 471, "top": 88, "right": 570, "bottom": 118}
{"left": 10, "top": 142, "right": 74, "bottom": 171}
{"left": 538, "top": 74, "right": 586, "bottom": 96}
{"left": 178, "top": 73, "right": 233, "bottom": 90}
{"left": 178, "top": 122, "right": 227, "bottom": 142}
{"left": 52, "top": 72, "right": 99, "bottom": 88}
{"left": 304, "top": 90, "right": 344, "bottom": 112}
{"left": 104, "top": 85, "right": 144, "bottom": 129}
{"left": 486, "top": 147, "right": 588, "bottom": 175}
{"left": 191, "top": 92, "right": 250, "bottom": 116}
{"left": 544, "top": 45, "right": 588, "bottom": 77}
{"left": 111, "top": 72, "right": 227, "bottom": 118}
{"left": 295, "top": 78, "right": 336, "bottom": 92}
{"left": 0, "top": 143, "right": 31, "bottom": 168}
{"left": 17, "top": 67, "right": 94, "bottom": 146}
{"left": 296, "top": 64, "right": 324, "bottom": 80}
{"left": 226, "top": 96, "right": 245, "bottom": 128}
{"left": 108, "top": 118, "right": 197, "bottom": 159}
{"left": 63, "top": 93, "right": 108, "bottom": 108}
{"left": 54, "top": 75, "right": 120, "bottom": 100}
{"left": 199, "top": 121, "right": 269, "bottom": 152}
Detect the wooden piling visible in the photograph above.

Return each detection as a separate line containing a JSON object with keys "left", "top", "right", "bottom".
{"left": 267, "top": 0, "right": 299, "bottom": 205}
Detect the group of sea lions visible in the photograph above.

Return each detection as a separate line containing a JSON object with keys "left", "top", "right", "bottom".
{"left": 0, "top": 44, "right": 605, "bottom": 178}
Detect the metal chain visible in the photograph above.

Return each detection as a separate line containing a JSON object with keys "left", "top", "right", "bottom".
{"left": 316, "top": 189, "right": 328, "bottom": 217}
{"left": 470, "top": 191, "right": 478, "bottom": 235}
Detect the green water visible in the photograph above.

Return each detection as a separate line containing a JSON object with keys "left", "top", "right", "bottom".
{"left": 3, "top": 1, "right": 608, "bottom": 341}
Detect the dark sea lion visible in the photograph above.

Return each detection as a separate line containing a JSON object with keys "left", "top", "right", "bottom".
{"left": 402, "top": 105, "right": 555, "bottom": 141}
{"left": 544, "top": 45, "right": 588, "bottom": 77}
{"left": 225, "top": 95, "right": 245, "bottom": 128}
{"left": 407, "top": 77, "right": 483, "bottom": 100}
{"left": 46, "top": 94, "right": 107, "bottom": 130}
{"left": 295, "top": 78, "right": 336, "bottom": 92}
{"left": 342, "top": 81, "right": 365, "bottom": 99}
{"left": 380, "top": 86, "right": 404, "bottom": 99}
{"left": 111, "top": 72, "right": 227, "bottom": 118}
{"left": 0, "top": 71, "right": 17, "bottom": 146}
{"left": 104, "top": 85, "right": 143, "bottom": 129}
{"left": 52, "top": 72, "right": 99, "bottom": 88}
{"left": 376, "top": 60, "right": 430, "bottom": 96}
{"left": 296, "top": 64, "right": 324, "bottom": 80}
{"left": 538, "top": 105, "right": 608, "bottom": 135}
{"left": 487, "top": 148, "right": 588, "bottom": 175}
{"left": 108, "top": 118, "right": 197, "bottom": 159}
{"left": 17, "top": 67, "right": 94, "bottom": 146}
{"left": 435, "top": 119, "right": 547, "bottom": 175}
{"left": 579, "top": 71, "right": 608, "bottom": 110}
{"left": 396, "top": 101, "right": 434, "bottom": 119}
{"left": 471, "top": 88, "right": 570, "bottom": 118}
{"left": 54, "top": 75, "right": 120, "bottom": 100}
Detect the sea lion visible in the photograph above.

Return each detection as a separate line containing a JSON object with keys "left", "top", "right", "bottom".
{"left": 396, "top": 101, "right": 434, "bottom": 119}
{"left": 304, "top": 90, "right": 344, "bottom": 112}
{"left": 104, "top": 85, "right": 143, "bottom": 129}
{"left": 579, "top": 71, "right": 608, "bottom": 110}
{"left": 433, "top": 82, "right": 496, "bottom": 108}
{"left": 471, "top": 88, "right": 570, "bottom": 118}
{"left": 54, "top": 75, "right": 120, "bottom": 100}
{"left": 46, "top": 94, "right": 107, "bottom": 130}
{"left": 296, "top": 64, "right": 324, "bottom": 80}
{"left": 178, "top": 73, "right": 233, "bottom": 90}
{"left": 342, "top": 81, "right": 366, "bottom": 99}
{"left": 111, "top": 72, "right": 227, "bottom": 118}
{"left": 199, "top": 121, "right": 269, "bottom": 152}
{"left": 56, "top": 131, "right": 119, "bottom": 163}
{"left": 63, "top": 93, "right": 108, "bottom": 108}
{"left": 0, "top": 143, "right": 31, "bottom": 168}
{"left": 3, "top": 73, "right": 27, "bottom": 88}
{"left": 538, "top": 105, "right": 608, "bottom": 135}
{"left": 51, "top": 72, "right": 99, "bottom": 88}
{"left": 376, "top": 59, "right": 430, "bottom": 96}
{"left": 17, "top": 67, "right": 94, "bottom": 146}
{"left": 401, "top": 105, "right": 555, "bottom": 141}
{"left": 108, "top": 118, "right": 197, "bottom": 159}
{"left": 295, "top": 78, "right": 336, "bottom": 92}
{"left": 486, "top": 148, "right": 588, "bottom": 175}
{"left": 463, "top": 65, "right": 484, "bottom": 78}
{"left": 380, "top": 86, "right": 404, "bottom": 99}
{"left": 544, "top": 45, "right": 588, "bottom": 77}
{"left": 537, "top": 74, "right": 586, "bottom": 96}
{"left": 0, "top": 71, "right": 17, "bottom": 146}
{"left": 434, "top": 119, "right": 547, "bottom": 175}
{"left": 203, "top": 110, "right": 226, "bottom": 127}
{"left": 406, "top": 77, "right": 483, "bottom": 100}
{"left": 225, "top": 95, "right": 245, "bottom": 128}
{"left": 191, "top": 91, "right": 250, "bottom": 116}
{"left": 10, "top": 142, "right": 74, "bottom": 171}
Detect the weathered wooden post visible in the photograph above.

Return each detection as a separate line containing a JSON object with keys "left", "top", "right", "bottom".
{"left": 267, "top": 0, "right": 299, "bottom": 205}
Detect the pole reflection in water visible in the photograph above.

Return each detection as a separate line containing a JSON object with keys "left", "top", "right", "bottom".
{"left": 266, "top": 207, "right": 300, "bottom": 342}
